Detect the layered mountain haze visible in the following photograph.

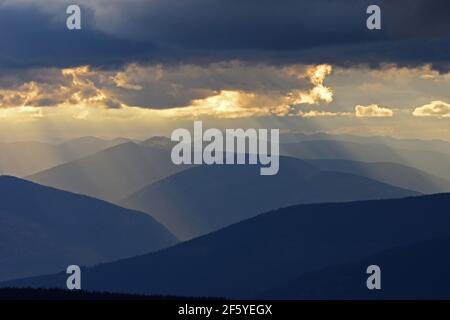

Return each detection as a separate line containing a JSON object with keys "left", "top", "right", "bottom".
{"left": 305, "top": 159, "right": 450, "bottom": 194}
{"left": 24, "top": 134, "right": 450, "bottom": 205}
{"left": 280, "top": 140, "right": 450, "bottom": 180}
{"left": 0, "top": 176, "right": 177, "bottom": 282}
{"left": 28, "top": 141, "right": 192, "bottom": 202}
{"left": 7, "top": 193, "right": 450, "bottom": 298}
{"left": 140, "top": 136, "right": 174, "bottom": 150}
{"left": 0, "top": 137, "right": 130, "bottom": 177}
{"left": 280, "top": 132, "right": 450, "bottom": 155}
{"left": 15, "top": 134, "right": 450, "bottom": 242}
{"left": 121, "top": 156, "right": 418, "bottom": 240}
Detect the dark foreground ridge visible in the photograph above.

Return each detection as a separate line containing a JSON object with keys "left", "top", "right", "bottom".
{"left": 4, "top": 193, "right": 450, "bottom": 299}
{"left": 0, "top": 288, "right": 197, "bottom": 300}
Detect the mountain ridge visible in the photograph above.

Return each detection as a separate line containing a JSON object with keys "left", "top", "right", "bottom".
{"left": 8, "top": 193, "right": 450, "bottom": 298}
{"left": 120, "top": 156, "right": 418, "bottom": 239}
{"left": 0, "top": 175, "right": 177, "bottom": 282}
{"left": 27, "top": 141, "right": 192, "bottom": 202}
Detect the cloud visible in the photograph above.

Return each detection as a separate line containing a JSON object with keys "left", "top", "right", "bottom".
{"left": 298, "top": 110, "right": 352, "bottom": 118}
{"left": 0, "top": 2, "right": 155, "bottom": 70}
{"left": 413, "top": 101, "right": 450, "bottom": 118}
{"left": 0, "top": 64, "right": 335, "bottom": 119}
{"left": 327, "top": 65, "right": 450, "bottom": 113}
{"left": 108, "top": 62, "right": 319, "bottom": 108}
{"left": 2, "top": 62, "right": 450, "bottom": 122}
{"left": 355, "top": 104, "right": 394, "bottom": 117}
{"left": 134, "top": 64, "right": 335, "bottom": 118}
{"left": 0, "top": 0, "right": 448, "bottom": 70}
{"left": 0, "top": 66, "right": 123, "bottom": 109}
{"left": 287, "top": 64, "right": 334, "bottom": 105}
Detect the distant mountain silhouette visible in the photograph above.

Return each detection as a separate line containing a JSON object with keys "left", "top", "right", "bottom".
{"left": 7, "top": 193, "right": 450, "bottom": 298}
{"left": 280, "top": 140, "right": 450, "bottom": 180}
{"left": 0, "top": 176, "right": 177, "bottom": 282}
{"left": 121, "top": 156, "right": 418, "bottom": 240}
{"left": 145, "top": 132, "right": 450, "bottom": 155}
{"left": 140, "top": 136, "right": 174, "bottom": 150}
{"left": 28, "top": 142, "right": 192, "bottom": 202}
{"left": 261, "top": 236, "right": 450, "bottom": 299}
{"left": 25, "top": 136, "right": 450, "bottom": 203}
{"left": 0, "top": 137, "right": 128, "bottom": 177}
{"left": 280, "top": 132, "right": 450, "bottom": 155}
{"left": 306, "top": 159, "right": 450, "bottom": 194}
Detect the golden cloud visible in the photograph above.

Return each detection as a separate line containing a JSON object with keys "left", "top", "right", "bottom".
{"left": 287, "top": 64, "right": 334, "bottom": 105}
{"left": 355, "top": 104, "right": 393, "bottom": 118}
{"left": 0, "top": 63, "right": 335, "bottom": 119}
{"left": 155, "top": 90, "right": 292, "bottom": 119}
{"left": 413, "top": 101, "right": 450, "bottom": 118}
{"left": 298, "top": 110, "right": 352, "bottom": 118}
{"left": 0, "top": 66, "right": 122, "bottom": 110}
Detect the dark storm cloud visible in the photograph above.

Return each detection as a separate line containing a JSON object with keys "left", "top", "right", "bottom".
{"left": 0, "top": 0, "right": 449, "bottom": 70}
{"left": 0, "top": 4, "right": 156, "bottom": 70}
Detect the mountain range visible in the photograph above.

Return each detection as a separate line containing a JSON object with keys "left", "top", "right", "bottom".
{"left": 28, "top": 142, "right": 192, "bottom": 202}
{"left": 121, "top": 156, "right": 418, "bottom": 239}
{"left": 23, "top": 135, "right": 450, "bottom": 206}
{"left": 2, "top": 133, "right": 450, "bottom": 299}
{"left": 304, "top": 159, "right": 450, "bottom": 194}
{"left": 6, "top": 193, "right": 450, "bottom": 299}
{"left": 0, "top": 137, "right": 129, "bottom": 177}
{"left": 0, "top": 176, "right": 177, "bottom": 282}
{"left": 280, "top": 140, "right": 450, "bottom": 180}
{"left": 261, "top": 235, "right": 450, "bottom": 299}
{"left": 279, "top": 132, "right": 450, "bottom": 155}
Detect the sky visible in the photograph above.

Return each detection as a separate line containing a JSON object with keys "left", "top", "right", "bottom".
{"left": 0, "top": 0, "right": 449, "bottom": 142}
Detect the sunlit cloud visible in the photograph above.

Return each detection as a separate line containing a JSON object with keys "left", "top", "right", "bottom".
{"left": 154, "top": 65, "right": 334, "bottom": 119}
{"left": 285, "top": 64, "right": 334, "bottom": 105}
{"left": 298, "top": 110, "right": 352, "bottom": 118}
{"left": 147, "top": 90, "right": 290, "bottom": 119}
{"left": 0, "top": 66, "right": 123, "bottom": 110}
{"left": 1, "top": 62, "right": 450, "bottom": 142}
{"left": 413, "top": 101, "right": 450, "bottom": 118}
{"left": 0, "top": 63, "right": 335, "bottom": 119}
{"left": 355, "top": 104, "right": 394, "bottom": 118}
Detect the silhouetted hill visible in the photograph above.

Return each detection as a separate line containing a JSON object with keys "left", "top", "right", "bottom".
{"left": 280, "top": 140, "right": 450, "bottom": 180}
{"left": 261, "top": 236, "right": 450, "bottom": 299}
{"left": 121, "top": 157, "right": 418, "bottom": 239}
{"left": 0, "top": 176, "right": 177, "bottom": 282}
{"left": 140, "top": 136, "right": 173, "bottom": 150}
{"left": 8, "top": 193, "right": 450, "bottom": 299}
{"left": 28, "top": 142, "right": 192, "bottom": 202}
